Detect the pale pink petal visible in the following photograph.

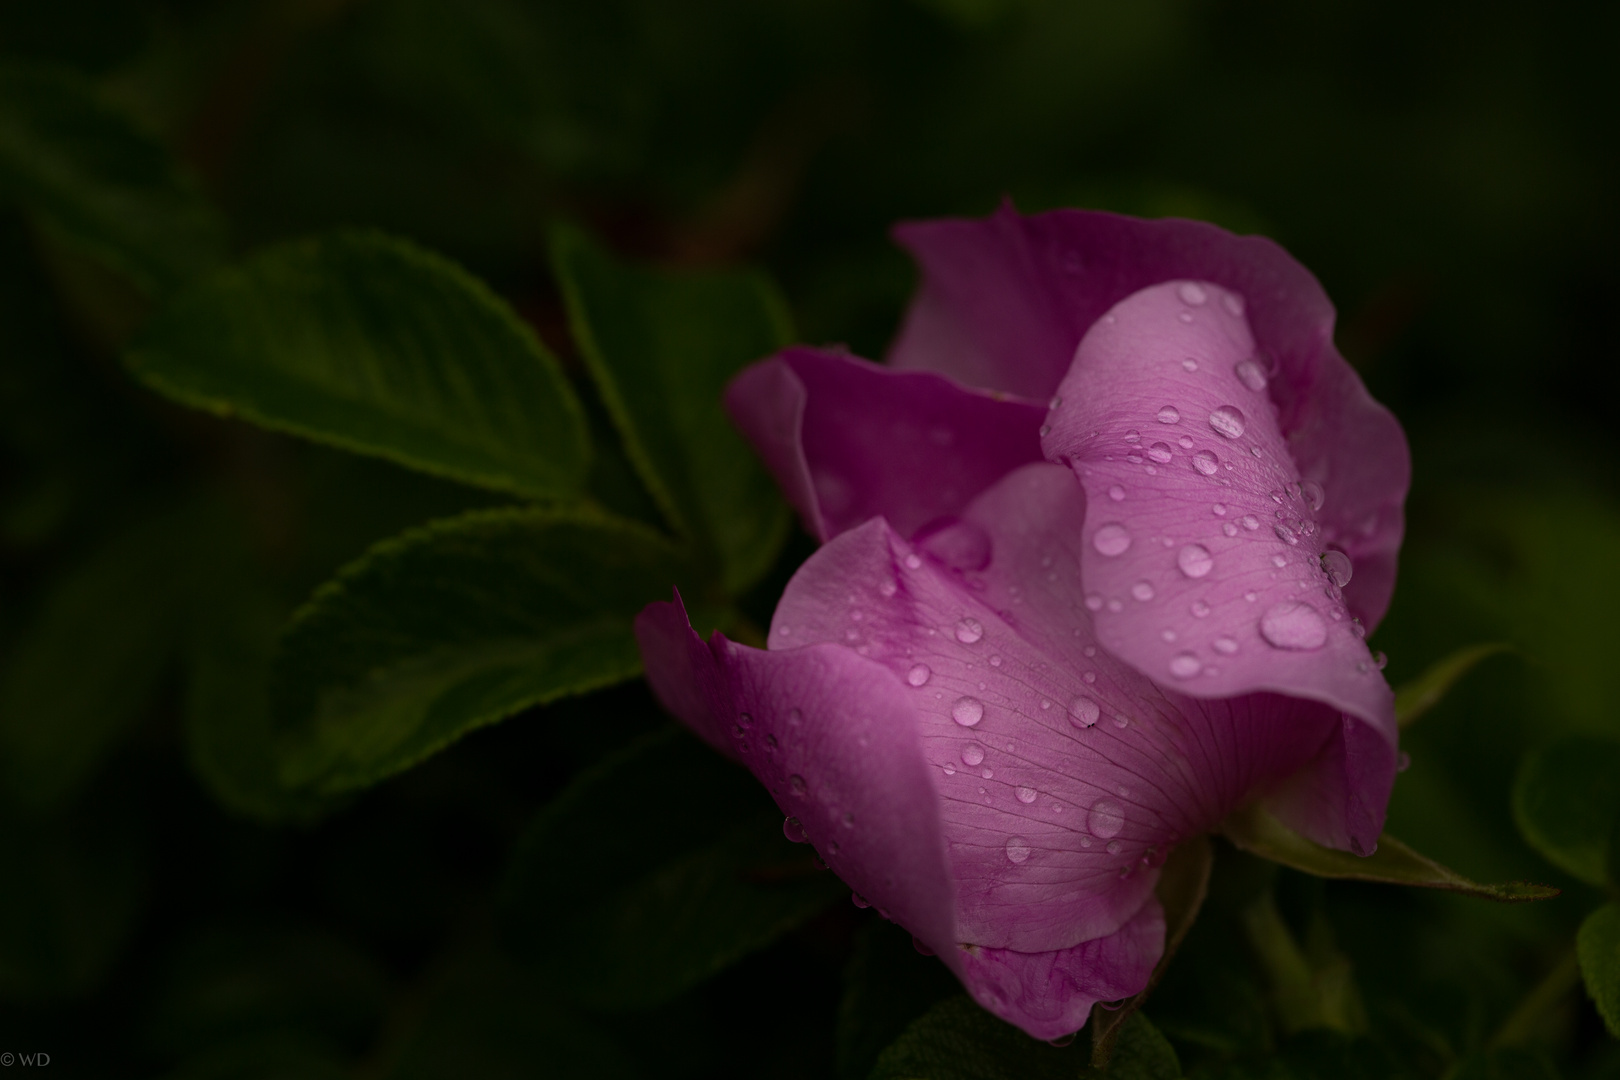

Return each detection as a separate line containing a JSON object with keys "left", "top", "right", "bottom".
{"left": 724, "top": 347, "right": 1046, "bottom": 541}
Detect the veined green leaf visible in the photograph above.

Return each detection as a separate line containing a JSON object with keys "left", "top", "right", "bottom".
{"left": 126, "top": 231, "right": 589, "bottom": 501}
{"left": 553, "top": 225, "right": 791, "bottom": 594}
{"left": 1394, "top": 643, "right": 1511, "bottom": 729}
{"left": 500, "top": 726, "right": 845, "bottom": 1009}
{"left": 1578, "top": 902, "right": 1620, "bottom": 1038}
{"left": 1512, "top": 735, "right": 1620, "bottom": 886}
{"left": 1221, "top": 804, "right": 1557, "bottom": 902}
{"left": 0, "top": 64, "right": 222, "bottom": 292}
{"left": 271, "top": 507, "right": 696, "bottom": 794}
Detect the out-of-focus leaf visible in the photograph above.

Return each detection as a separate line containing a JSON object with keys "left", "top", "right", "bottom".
{"left": 868, "top": 995, "right": 1181, "bottom": 1079}
{"left": 144, "top": 923, "right": 388, "bottom": 1058}
{"left": 835, "top": 921, "right": 961, "bottom": 1080}
{"left": 272, "top": 507, "right": 694, "bottom": 794}
{"left": 1221, "top": 804, "right": 1557, "bottom": 902}
{"left": 0, "top": 64, "right": 222, "bottom": 292}
{"left": 0, "top": 805, "right": 145, "bottom": 1000}
{"left": 1577, "top": 902, "right": 1620, "bottom": 1038}
{"left": 1394, "top": 643, "right": 1511, "bottom": 729}
{"left": 125, "top": 232, "right": 590, "bottom": 501}
{"left": 500, "top": 726, "right": 845, "bottom": 1009}
{"left": 161, "top": 1036, "right": 352, "bottom": 1080}
{"left": 0, "top": 507, "right": 197, "bottom": 807}
{"left": 1445, "top": 1047, "right": 1561, "bottom": 1080}
{"left": 1511, "top": 735, "right": 1620, "bottom": 886}
{"left": 552, "top": 225, "right": 791, "bottom": 593}
{"left": 1092, "top": 837, "right": 1214, "bottom": 1065}
{"left": 385, "top": 952, "right": 639, "bottom": 1080}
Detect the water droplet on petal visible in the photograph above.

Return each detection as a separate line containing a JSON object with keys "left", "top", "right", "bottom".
{"left": 1093, "top": 523, "right": 1131, "bottom": 556}
{"left": 1107, "top": 840, "right": 1122, "bottom": 854}
{"left": 1157, "top": 406, "right": 1181, "bottom": 424}
{"left": 1088, "top": 799, "right": 1125, "bottom": 839}
{"left": 1016, "top": 786, "right": 1038, "bottom": 804}
{"left": 1178, "top": 436, "right": 1195, "bottom": 449}
{"left": 1274, "top": 522, "right": 1298, "bottom": 545}
{"left": 1177, "top": 543, "right": 1214, "bottom": 578}
{"left": 955, "top": 617, "right": 984, "bottom": 644}
{"left": 1181, "top": 358, "right": 1199, "bottom": 372}
{"left": 1085, "top": 593, "right": 1104, "bottom": 611}
{"left": 952, "top": 697, "right": 985, "bottom": 726}
{"left": 1209, "top": 405, "right": 1247, "bottom": 439}
{"left": 1005, "top": 837, "right": 1032, "bottom": 864}
{"left": 1235, "top": 358, "right": 1269, "bottom": 391}
{"left": 1223, "top": 293, "right": 1246, "bottom": 317}
{"left": 907, "top": 663, "right": 932, "bottom": 687}
{"left": 1169, "top": 652, "right": 1202, "bottom": 678}
{"left": 1108, "top": 484, "right": 1125, "bottom": 501}
{"left": 1374, "top": 651, "right": 1389, "bottom": 670}
{"left": 1192, "top": 449, "right": 1220, "bottom": 476}
{"left": 1397, "top": 751, "right": 1411, "bottom": 773}
{"left": 918, "top": 519, "right": 993, "bottom": 571}
{"left": 962, "top": 744, "right": 985, "bottom": 766}
{"left": 1068, "top": 697, "right": 1100, "bottom": 728}
{"left": 1321, "top": 550, "right": 1353, "bottom": 587}
{"left": 1260, "top": 601, "right": 1329, "bottom": 650}
{"left": 1148, "top": 441, "right": 1173, "bottom": 463}
{"left": 878, "top": 578, "right": 897, "bottom": 598}
{"left": 1191, "top": 600, "right": 1211, "bottom": 617}
{"left": 903, "top": 553, "right": 922, "bottom": 570}
{"left": 941, "top": 762, "right": 956, "bottom": 775}
{"left": 1301, "top": 481, "right": 1325, "bottom": 511}
{"left": 1222, "top": 522, "right": 1238, "bottom": 537}
{"left": 1241, "top": 515, "right": 1260, "bottom": 531}
{"left": 1048, "top": 1033, "right": 1077, "bottom": 1048}
{"left": 789, "top": 774, "right": 808, "bottom": 795}
{"left": 852, "top": 892, "right": 870, "bottom": 908}
{"left": 1271, "top": 553, "right": 1288, "bottom": 568}
{"left": 1131, "top": 581, "right": 1156, "bottom": 601}
{"left": 1213, "top": 636, "right": 1239, "bottom": 655}
{"left": 783, "top": 816, "right": 807, "bottom": 842}
{"left": 1179, "top": 282, "right": 1208, "bottom": 305}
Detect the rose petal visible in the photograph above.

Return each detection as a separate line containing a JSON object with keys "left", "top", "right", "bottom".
{"left": 635, "top": 592, "right": 957, "bottom": 947}
{"left": 725, "top": 347, "right": 1046, "bottom": 541}
{"left": 1040, "top": 280, "right": 1396, "bottom": 852}
{"left": 771, "top": 463, "right": 1345, "bottom": 949}
{"left": 890, "top": 205, "right": 1408, "bottom": 629}
{"left": 947, "top": 894, "right": 1165, "bottom": 1042}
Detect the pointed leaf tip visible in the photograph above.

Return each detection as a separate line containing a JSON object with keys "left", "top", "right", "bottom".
{"left": 1394, "top": 642, "right": 1512, "bottom": 729}
{"left": 1222, "top": 803, "right": 1559, "bottom": 903}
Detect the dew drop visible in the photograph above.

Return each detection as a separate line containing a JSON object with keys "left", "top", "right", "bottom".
{"left": 1178, "top": 436, "right": 1194, "bottom": 449}
{"left": 1397, "top": 751, "right": 1411, "bottom": 773}
{"left": 1223, "top": 292, "right": 1246, "bottom": 316}
{"left": 1181, "top": 358, "right": 1199, "bottom": 372}
{"left": 1156, "top": 406, "right": 1181, "bottom": 424}
{"left": 1148, "top": 442, "right": 1174, "bottom": 463}
{"left": 878, "top": 578, "right": 897, "bottom": 598}
{"left": 1301, "top": 481, "right": 1325, "bottom": 512}
{"left": 962, "top": 744, "right": 985, "bottom": 766}
{"left": 783, "top": 816, "right": 807, "bottom": 842}
{"left": 942, "top": 762, "right": 956, "bottom": 775}
{"left": 1108, "top": 484, "right": 1125, "bottom": 501}
{"left": 1068, "top": 697, "right": 1100, "bottom": 728}
{"left": 1169, "top": 652, "right": 1202, "bottom": 678}
{"left": 918, "top": 519, "right": 993, "bottom": 572}
{"left": 1374, "top": 650, "right": 1389, "bottom": 670}
{"left": 1093, "top": 523, "right": 1132, "bottom": 556}
{"left": 1213, "top": 636, "right": 1239, "bottom": 655}
{"left": 1131, "top": 581, "right": 1156, "bottom": 601}
{"left": 903, "top": 553, "right": 922, "bottom": 570}
{"left": 1179, "top": 282, "right": 1208, "bottom": 305}
{"left": 852, "top": 892, "right": 870, "bottom": 908}
{"left": 1016, "top": 786, "right": 1038, "bottom": 804}
{"left": 1209, "top": 405, "right": 1247, "bottom": 439}
{"left": 1005, "top": 837, "right": 1032, "bottom": 864}
{"left": 1270, "top": 554, "right": 1287, "bottom": 568}
{"left": 955, "top": 617, "right": 984, "bottom": 644}
{"left": 1191, "top": 600, "right": 1211, "bottom": 617}
{"left": 1177, "top": 543, "right": 1214, "bottom": 578}
{"left": 1274, "top": 522, "right": 1298, "bottom": 546}
{"left": 952, "top": 697, "right": 985, "bottom": 727}
{"left": 1320, "top": 550, "right": 1353, "bottom": 587}
{"left": 1048, "top": 1033, "right": 1078, "bottom": 1048}
{"left": 1241, "top": 515, "right": 1260, "bottom": 531}
{"left": 1192, "top": 449, "right": 1219, "bottom": 476}
{"left": 907, "top": 663, "right": 932, "bottom": 687}
{"left": 1213, "top": 503, "right": 1227, "bottom": 516}
{"left": 1112, "top": 713, "right": 1130, "bottom": 729}
{"left": 1259, "top": 601, "right": 1329, "bottom": 651}
{"left": 789, "top": 774, "right": 808, "bottom": 795}
{"left": 1222, "top": 522, "right": 1238, "bottom": 537}
{"left": 1088, "top": 799, "right": 1125, "bottom": 839}
{"left": 1084, "top": 594, "right": 1104, "bottom": 611}
{"left": 1107, "top": 840, "right": 1123, "bottom": 855}
{"left": 1234, "top": 358, "right": 1269, "bottom": 391}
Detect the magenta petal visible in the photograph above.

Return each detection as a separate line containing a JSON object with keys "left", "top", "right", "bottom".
{"left": 634, "top": 593, "right": 956, "bottom": 947}
{"left": 947, "top": 895, "right": 1165, "bottom": 1042}
{"left": 771, "top": 463, "right": 1346, "bottom": 948}
{"left": 725, "top": 347, "right": 1046, "bottom": 541}
{"left": 890, "top": 205, "right": 1409, "bottom": 629}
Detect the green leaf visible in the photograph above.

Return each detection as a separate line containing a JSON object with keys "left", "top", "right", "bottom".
{"left": 868, "top": 996, "right": 1181, "bottom": 1080}
{"left": 271, "top": 507, "right": 693, "bottom": 794}
{"left": 836, "top": 921, "right": 962, "bottom": 1080}
{"left": 1445, "top": 1047, "right": 1561, "bottom": 1080}
{"left": 1577, "top": 902, "right": 1620, "bottom": 1038}
{"left": 0, "top": 64, "right": 222, "bottom": 292}
{"left": 1511, "top": 735, "right": 1620, "bottom": 886}
{"left": 1092, "top": 837, "right": 1213, "bottom": 1066}
{"left": 553, "top": 225, "right": 792, "bottom": 593}
{"left": 0, "top": 507, "right": 198, "bottom": 807}
{"left": 1221, "top": 804, "right": 1558, "bottom": 902}
{"left": 126, "top": 231, "right": 590, "bottom": 501}
{"left": 500, "top": 726, "right": 846, "bottom": 1009}
{"left": 1394, "top": 643, "right": 1511, "bottom": 729}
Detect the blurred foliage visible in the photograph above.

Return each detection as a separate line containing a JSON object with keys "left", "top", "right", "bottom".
{"left": 0, "top": 0, "right": 1616, "bottom": 1075}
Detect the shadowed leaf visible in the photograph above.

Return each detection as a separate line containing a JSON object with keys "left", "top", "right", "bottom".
{"left": 1394, "top": 643, "right": 1511, "bottom": 729}
{"left": 1512, "top": 734, "right": 1620, "bottom": 886}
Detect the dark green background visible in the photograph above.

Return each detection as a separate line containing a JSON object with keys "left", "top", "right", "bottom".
{"left": 0, "top": 1, "right": 1617, "bottom": 1076}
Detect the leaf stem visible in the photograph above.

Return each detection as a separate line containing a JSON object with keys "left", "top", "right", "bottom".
{"left": 1488, "top": 948, "right": 1581, "bottom": 1049}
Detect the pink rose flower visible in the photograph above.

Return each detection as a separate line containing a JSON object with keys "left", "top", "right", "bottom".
{"left": 635, "top": 205, "right": 1409, "bottom": 1040}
